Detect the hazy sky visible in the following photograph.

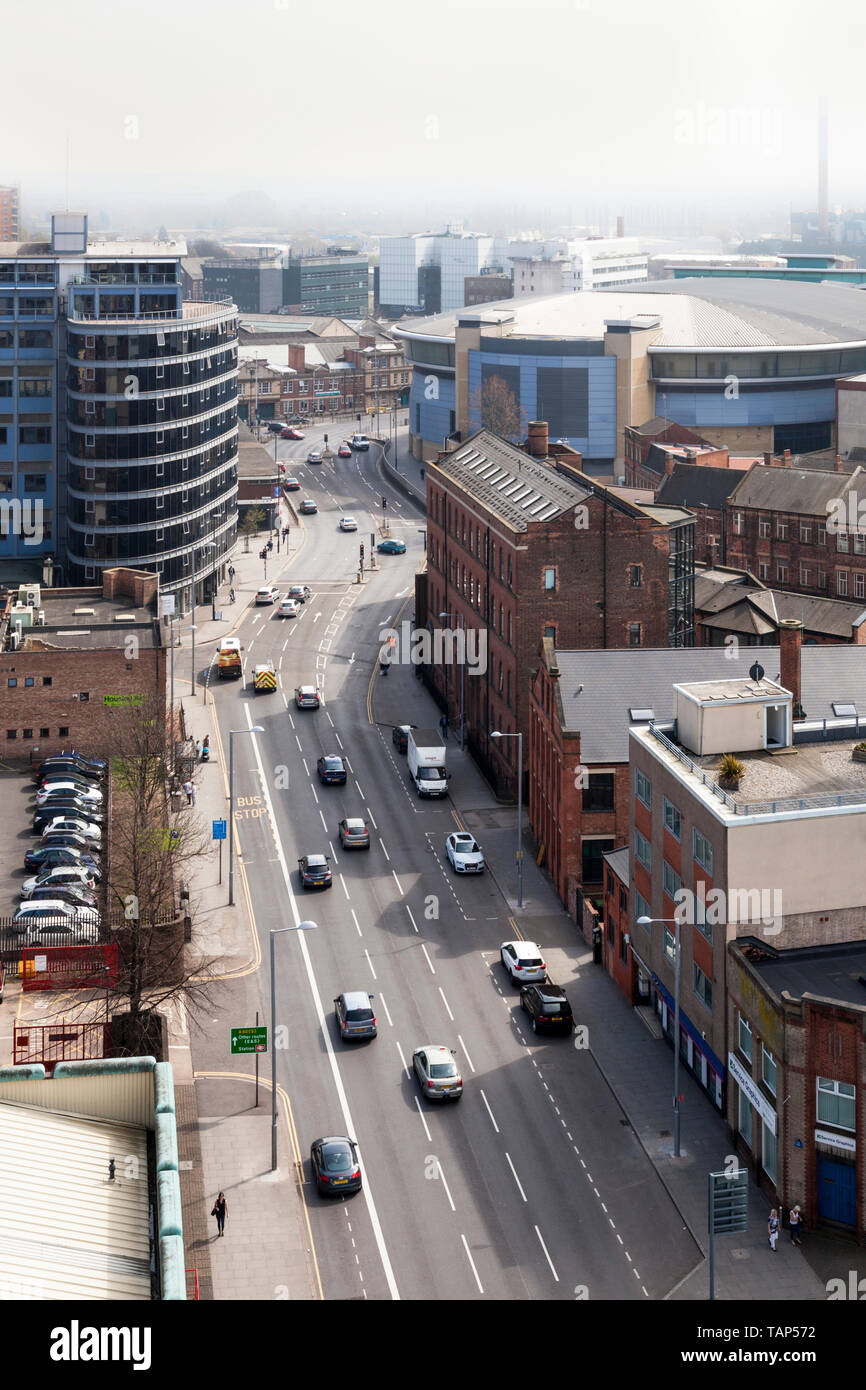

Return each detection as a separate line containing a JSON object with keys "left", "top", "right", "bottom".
{"left": 3, "top": 0, "right": 864, "bottom": 233}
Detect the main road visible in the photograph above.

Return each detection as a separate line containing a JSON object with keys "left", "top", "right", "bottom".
{"left": 204, "top": 421, "right": 698, "bottom": 1300}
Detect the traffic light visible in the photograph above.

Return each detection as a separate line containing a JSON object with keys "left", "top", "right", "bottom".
{"left": 360, "top": 544, "right": 365, "bottom": 559}
{"left": 382, "top": 497, "right": 387, "bottom": 510}
{"left": 324, "top": 434, "right": 328, "bottom": 444}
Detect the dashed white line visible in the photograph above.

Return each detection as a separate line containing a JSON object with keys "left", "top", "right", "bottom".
{"left": 405, "top": 906, "right": 419, "bottom": 933}
{"left": 295, "top": 736, "right": 302, "bottom": 751}
{"left": 535, "top": 1226, "right": 559, "bottom": 1282}
{"left": 378, "top": 993, "right": 393, "bottom": 1027}
{"left": 339, "top": 875, "right": 350, "bottom": 900}
{"left": 365, "top": 807, "right": 378, "bottom": 830}
{"left": 395, "top": 1040, "right": 410, "bottom": 1077}
{"left": 413, "top": 1095, "right": 432, "bottom": 1143}
{"left": 438, "top": 987, "right": 454, "bottom": 1021}
{"left": 319, "top": 810, "right": 328, "bottom": 831}
{"left": 364, "top": 948, "right": 377, "bottom": 981}
{"left": 461, "top": 1235, "right": 484, "bottom": 1295}
{"left": 505, "top": 1152, "right": 527, "bottom": 1203}
{"left": 391, "top": 870, "right": 404, "bottom": 895}
{"left": 350, "top": 908, "right": 362, "bottom": 938}
{"left": 302, "top": 759, "right": 310, "bottom": 776}
{"left": 457, "top": 1034, "right": 475, "bottom": 1073}
{"left": 378, "top": 836, "right": 390, "bottom": 861}
{"left": 436, "top": 1160, "right": 456, "bottom": 1213}
{"left": 334, "top": 733, "right": 344, "bottom": 749}
{"left": 420, "top": 943, "right": 436, "bottom": 974}
{"left": 479, "top": 1089, "right": 499, "bottom": 1133}
{"left": 356, "top": 781, "right": 365, "bottom": 799}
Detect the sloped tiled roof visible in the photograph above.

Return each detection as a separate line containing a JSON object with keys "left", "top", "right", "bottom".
{"left": 728, "top": 464, "right": 865, "bottom": 515}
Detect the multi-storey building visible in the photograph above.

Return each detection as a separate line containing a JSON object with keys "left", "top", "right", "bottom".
{"left": 202, "top": 255, "right": 283, "bottom": 313}
{"left": 694, "top": 563, "right": 866, "bottom": 647}
{"left": 0, "top": 186, "right": 20, "bottom": 243}
{"left": 423, "top": 423, "right": 695, "bottom": 797}
{"left": 379, "top": 225, "right": 509, "bottom": 317}
{"left": 0, "top": 214, "right": 238, "bottom": 599}
{"left": 282, "top": 253, "right": 369, "bottom": 319}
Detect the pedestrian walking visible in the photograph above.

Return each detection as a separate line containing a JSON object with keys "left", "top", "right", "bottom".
{"left": 194, "top": 740, "right": 201, "bottom": 762}
{"left": 211, "top": 1192, "right": 227, "bottom": 1238}
{"left": 767, "top": 1208, "right": 779, "bottom": 1251}
{"left": 182, "top": 779, "right": 194, "bottom": 805}
{"left": 439, "top": 714, "right": 448, "bottom": 740}
{"left": 789, "top": 1204, "right": 803, "bottom": 1246}
{"left": 228, "top": 564, "right": 235, "bottom": 583}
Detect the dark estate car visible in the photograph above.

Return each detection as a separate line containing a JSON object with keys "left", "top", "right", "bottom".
{"left": 392, "top": 725, "right": 412, "bottom": 753}
{"left": 23, "top": 846, "right": 102, "bottom": 876}
{"left": 298, "top": 854, "right": 332, "bottom": 889}
{"left": 35, "top": 752, "right": 106, "bottom": 780}
{"left": 519, "top": 983, "right": 574, "bottom": 1035}
{"left": 334, "top": 991, "right": 377, "bottom": 1041}
{"left": 317, "top": 755, "right": 347, "bottom": 785}
{"left": 310, "top": 1136, "right": 362, "bottom": 1195}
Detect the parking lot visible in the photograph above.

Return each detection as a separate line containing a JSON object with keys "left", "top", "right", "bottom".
{"left": 0, "top": 765, "right": 106, "bottom": 928}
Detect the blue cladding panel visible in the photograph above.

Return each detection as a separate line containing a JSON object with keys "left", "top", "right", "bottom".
{"left": 467, "top": 350, "right": 617, "bottom": 458}
{"left": 410, "top": 368, "right": 456, "bottom": 445}
{"left": 657, "top": 386, "right": 836, "bottom": 428}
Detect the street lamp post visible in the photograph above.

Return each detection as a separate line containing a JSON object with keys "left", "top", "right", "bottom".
{"left": 439, "top": 610, "right": 465, "bottom": 752}
{"left": 271, "top": 921, "right": 317, "bottom": 1171}
{"left": 491, "top": 729, "right": 524, "bottom": 907}
{"left": 169, "top": 614, "right": 175, "bottom": 770}
{"left": 637, "top": 915, "right": 683, "bottom": 1157}
{"left": 228, "top": 726, "right": 264, "bottom": 906}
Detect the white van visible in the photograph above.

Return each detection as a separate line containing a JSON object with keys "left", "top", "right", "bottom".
{"left": 351, "top": 433, "right": 370, "bottom": 451}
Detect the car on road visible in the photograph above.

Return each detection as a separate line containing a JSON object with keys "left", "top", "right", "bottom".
{"left": 412, "top": 1045, "right": 463, "bottom": 1101}
{"left": 36, "top": 780, "right": 103, "bottom": 807}
{"left": 310, "top": 1136, "right": 362, "bottom": 1195}
{"left": 277, "top": 597, "right": 299, "bottom": 618}
{"left": 337, "top": 443, "right": 352, "bottom": 458}
{"left": 377, "top": 538, "right": 406, "bottom": 555}
{"left": 299, "top": 499, "right": 318, "bottom": 515}
{"left": 22, "top": 865, "right": 100, "bottom": 897}
{"left": 288, "top": 414, "right": 304, "bottom": 425}
{"left": 295, "top": 685, "right": 320, "bottom": 709}
{"left": 284, "top": 476, "right": 300, "bottom": 491}
{"left": 33, "top": 804, "right": 105, "bottom": 834}
{"left": 298, "top": 853, "right": 331, "bottom": 889}
{"left": 520, "top": 983, "right": 574, "bottom": 1035}
{"left": 317, "top": 754, "right": 346, "bottom": 785}
{"left": 306, "top": 449, "right": 323, "bottom": 464}
{"left": 36, "top": 752, "right": 106, "bottom": 779}
{"left": 255, "top": 585, "right": 281, "bottom": 605}
{"left": 350, "top": 434, "right": 370, "bottom": 451}
{"left": 12, "top": 900, "right": 101, "bottom": 935}
{"left": 445, "top": 832, "right": 485, "bottom": 873}
{"left": 500, "top": 940, "right": 547, "bottom": 985}
{"left": 334, "top": 991, "right": 377, "bottom": 1041}
{"left": 391, "top": 725, "right": 412, "bottom": 753}
{"left": 23, "top": 845, "right": 102, "bottom": 876}
{"left": 286, "top": 584, "right": 311, "bottom": 603}
{"left": 41, "top": 817, "right": 102, "bottom": 845}
{"left": 338, "top": 817, "right": 370, "bottom": 850}
{"left": 339, "top": 516, "right": 357, "bottom": 531}
{"left": 281, "top": 427, "right": 305, "bottom": 440}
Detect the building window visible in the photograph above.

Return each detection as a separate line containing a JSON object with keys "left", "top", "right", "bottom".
{"left": 738, "top": 1014, "right": 752, "bottom": 1062}
{"left": 776, "top": 519, "right": 788, "bottom": 540}
{"left": 758, "top": 562, "right": 770, "bottom": 581}
{"left": 42, "top": 677, "right": 51, "bottom": 686}
{"left": 24, "top": 677, "right": 34, "bottom": 687}
{"left": 6, "top": 730, "right": 15, "bottom": 739}
{"left": 800, "top": 565, "right": 811, "bottom": 586}
{"left": 733, "top": 512, "right": 744, "bottom": 535}
{"left": 79, "top": 692, "right": 89, "bottom": 703}
{"left": 837, "top": 571, "right": 849, "bottom": 597}
{"left": 800, "top": 523, "right": 812, "bottom": 543}
{"left": 544, "top": 625, "right": 556, "bottom": 642}
{"left": 693, "top": 829, "right": 713, "bottom": 875}
{"left": 629, "top": 565, "right": 642, "bottom": 587}
{"left": 23, "top": 728, "right": 32, "bottom": 739}
{"left": 838, "top": 532, "right": 849, "bottom": 553}
{"left": 619, "top": 887, "right": 628, "bottom": 915}
{"left": 762, "top": 1045, "right": 777, "bottom": 1097}
{"left": 758, "top": 519, "right": 771, "bottom": 539}
{"left": 817, "top": 568, "right": 827, "bottom": 588}
{"left": 738, "top": 1087, "right": 753, "bottom": 1147}
{"left": 777, "top": 564, "right": 788, "bottom": 583}
{"left": 663, "top": 925, "right": 676, "bottom": 963}
{"left": 59, "top": 726, "right": 68, "bottom": 737}
{"left": 629, "top": 623, "right": 641, "bottom": 646}
{"left": 662, "top": 861, "right": 682, "bottom": 900}
{"left": 693, "top": 963, "right": 712, "bottom": 1010}
{"left": 582, "top": 837, "right": 614, "bottom": 884}
{"left": 762, "top": 1124, "right": 777, "bottom": 1184}
{"left": 634, "top": 828, "right": 651, "bottom": 871}
{"left": 40, "top": 727, "right": 49, "bottom": 738}
{"left": 7, "top": 678, "right": 16, "bottom": 688}
{"left": 663, "top": 797, "right": 681, "bottom": 839}
{"left": 635, "top": 767, "right": 652, "bottom": 808}
{"left": 544, "top": 567, "right": 555, "bottom": 591}
{"left": 817, "top": 525, "right": 827, "bottom": 546}
{"left": 816, "top": 1077, "right": 855, "bottom": 1131}
{"left": 582, "top": 772, "right": 614, "bottom": 813}
{"left": 635, "top": 891, "right": 650, "bottom": 927}
{"left": 855, "top": 573, "right": 865, "bottom": 600}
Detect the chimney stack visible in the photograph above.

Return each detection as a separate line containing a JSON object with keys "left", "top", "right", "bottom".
{"left": 779, "top": 618, "right": 803, "bottom": 717}
{"left": 763, "top": 451, "right": 772, "bottom": 467}
{"left": 835, "top": 453, "right": 846, "bottom": 473}
{"left": 783, "top": 449, "right": 791, "bottom": 466}
{"left": 527, "top": 420, "right": 549, "bottom": 459}
{"left": 664, "top": 452, "right": 676, "bottom": 476}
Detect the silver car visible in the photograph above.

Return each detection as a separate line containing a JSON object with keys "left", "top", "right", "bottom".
{"left": 412, "top": 1044, "right": 463, "bottom": 1101}
{"left": 334, "top": 991, "right": 377, "bottom": 1041}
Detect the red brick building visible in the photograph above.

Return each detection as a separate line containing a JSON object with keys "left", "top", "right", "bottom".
{"left": 424, "top": 425, "right": 696, "bottom": 797}
{"left": 623, "top": 416, "right": 715, "bottom": 484}
{"left": 602, "top": 847, "right": 634, "bottom": 999}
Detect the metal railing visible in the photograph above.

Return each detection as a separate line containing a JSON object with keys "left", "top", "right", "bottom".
{"left": 67, "top": 298, "right": 235, "bottom": 325}
{"left": 69, "top": 273, "right": 180, "bottom": 286}
{"left": 647, "top": 721, "right": 866, "bottom": 817}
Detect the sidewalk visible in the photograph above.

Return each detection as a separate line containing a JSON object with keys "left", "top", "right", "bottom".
{"left": 371, "top": 654, "right": 840, "bottom": 1302}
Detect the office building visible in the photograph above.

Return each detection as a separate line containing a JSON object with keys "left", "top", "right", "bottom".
{"left": 282, "top": 252, "right": 369, "bottom": 319}
{"left": 379, "top": 225, "right": 509, "bottom": 317}
{"left": 0, "top": 186, "right": 20, "bottom": 243}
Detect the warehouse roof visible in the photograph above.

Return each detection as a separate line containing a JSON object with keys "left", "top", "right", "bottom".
{"left": 728, "top": 464, "right": 865, "bottom": 515}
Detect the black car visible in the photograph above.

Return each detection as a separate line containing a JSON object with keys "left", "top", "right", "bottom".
{"left": 298, "top": 854, "right": 332, "bottom": 889}
{"left": 519, "top": 983, "right": 574, "bottom": 1035}
{"left": 317, "top": 755, "right": 347, "bottom": 785}
{"left": 37, "top": 831, "right": 99, "bottom": 854}
{"left": 33, "top": 802, "right": 105, "bottom": 833}
{"left": 392, "top": 725, "right": 412, "bottom": 753}
{"left": 310, "top": 1136, "right": 362, "bottom": 1195}
{"left": 23, "top": 845, "right": 102, "bottom": 877}
{"left": 26, "top": 884, "right": 100, "bottom": 911}
{"left": 35, "top": 752, "right": 106, "bottom": 780}
{"left": 267, "top": 420, "right": 284, "bottom": 434}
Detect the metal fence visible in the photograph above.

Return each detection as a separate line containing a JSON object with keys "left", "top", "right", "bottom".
{"left": 13, "top": 1020, "right": 110, "bottom": 1072}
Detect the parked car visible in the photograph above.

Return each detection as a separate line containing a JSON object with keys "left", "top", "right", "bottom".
{"left": 338, "top": 818, "right": 370, "bottom": 850}
{"left": 337, "top": 443, "right": 352, "bottom": 458}
{"left": 41, "top": 817, "right": 102, "bottom": 845}
{"left": 22, "top": 865, "right": 100, "bottom": 897}
{"left": 35, "top": 759, "right": 102, "bottom": 786}
{"left": 255, "top": 585, "right": 281, "bottom": 605}
{"left": 12, "top": 900, "right": 100, "bottom": 934}
{"left": 33, "top": 804, "right": 105, "bottom": 835}
{"left": 317, "top": 755, "right": 346, "bottom": 785}
{"left": 377, "top": 538, "right": 406, "bottom": 555}
{"left": 391, "top": 725, "right": 412, "bottom": 753}
{"left": 288, "top": 414, "right": 304, "bottom": 425}
{"left": 26, "top": 884, "right": 100, "bottom": 911}
{"left": 298, "top": 854, "right": 332, "bottom": 889}
{"left": 35, "top": 752, "right": 106, "bottom": 779}
{"left": 299, "top": 499, "right": 318, "bottom": 515}
{"left": 34, "top": 831, "right": 98, "bottom": 855}
{"left": 412, "top": 1045, "right": 463, "bottom": 1101}
{"left": 284, "top": 476, "right": 301, "bottom": 491}
{"left": 500, "top": 940, "right": 547, "bottom": 985}
{"left": 520, "top": 983, "right": 574, "bottom": 1035}
{"left": 307, "top": 449, "right": 323, "bottom": 464}
{"left": 36, "top": 769, "right": 101, "bottom": 796}
{"left": 286, "top": 584, "right": 311, "bottom": 603}
{"left": 23, "top": 921, "right": 101, "bottom": 947}
{"left": 339, "top": 516, "right": 357, "bottom": 531}
{"left": 310, "top": 1136, "right": 361, "bottom": 1195}
{"left": 277, "top": 597, "right": 299, "bottom": 618}
{"left": 295, "top": 686, "right": 320, "bottom": 709}
{"left": 445, "top": 832, "right": 484, "bottom": 873}
{"left": 36, "top": 780, "right": 103, "bottom": 807}
{"left": 334, "top": 992, "right": 377, "bottom": 1041}
{"left": 24, "top": 845, "right": 102, "bottom": 876}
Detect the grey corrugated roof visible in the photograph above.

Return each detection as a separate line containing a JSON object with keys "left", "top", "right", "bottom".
{"left": 698, "top": 584, "right": 866, "bottom": 639}
{"left": 552, "top": 645, "right": 866, "bottom": 762}
{"left": 656, "top": 463, "right": 744, "bottom": 511}
{"left": 728, "top": 464, "right": 865, "bottom": 515}
{"left": 432, "top": 431, "right": 592, "bottom": 528}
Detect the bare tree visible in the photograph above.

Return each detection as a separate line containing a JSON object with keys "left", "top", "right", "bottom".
{"left": 239, "top": 506, "right": 266, "bottom": 553}
{"left": 468, "top": 376, "right": 529, "bottom": 443}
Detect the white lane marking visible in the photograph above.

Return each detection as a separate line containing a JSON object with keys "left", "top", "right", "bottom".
{"left": 282, "top": 639, "right": 289, "bottom": 652}
{"left": 288, "top": 713, "right": 295, "bottom": 729}
{"left": 340, "top": 874, "right": 350, "bottom": 900}
{"left": 436, "top": 1160, "right": 456, "bottom": 1213}
{"left": 406, "top": 905, "right": 419, "bottom": 933}
{"left": 335, "top": 734, "right": 344, "bottom": 750}
{"left": 295, "top": 736, "right": 302, "bottom": 751}
{"left": 420, "top": 944, "right": 436, "bottom": 975}
{"left": 378, "top": 993, "right": 393, "bottom": 1027}
{"left": 395, "top": 1040, "right": 410, "bottom": 1078}
{"left": 535, "top": 1226, "right": 559, "bottom": 1282}
{"left": 461, "top": 1235, "right": 484, "bottom": 1295}
{"left": 313, "top": 612, "right": 321, "bottom": 623}
{"left": 356, "top": 781, "right": 365, "bottom": 799}
{"left": 329, "top": 842, "right": 339, "bottom": 863}
{"left": 391, "top": 870, "right": 403, "bottom": 895}
{"left": 311, "top": 785, "right": 319, "bottom": 805}
{"left": 326, "top": 711, "right": 335, "bottom": 726}
{"left": 378, "top": 837, "right": 390, "bottom": 862}
{"left": 344, "top": 758, "right": 354, "bottom": 774}
{"left": 505, "top": 1152, "right": 528, "bottom": 1203}
{"left": 242, "top": 711, "right": 400, "bottom": 1300}
{"left": 438, "top": 987, "right": 454, "bottom": 1021}
{"left": 457, "top": 1034, "right": 475, "bottom": 1073}
{"left": 302, "top": 759, "right": 310, "bottom": 776}
{"left": 413, "top": 1095, "right": 432, "bottom": 1143}
{"left": 365, "top": 807, "right": 378, "bottom": 830}
{"left": 479, "top": 1089, "right": 500, "bottom": 1133}
{"left": 350, "top": 908, "right": 362, "bottom": 937}
{"left": 319, "top": 810, "right": 328, "bottom": 831}
{"left": 364, "top": 948, "right": 377, "bottom": 981}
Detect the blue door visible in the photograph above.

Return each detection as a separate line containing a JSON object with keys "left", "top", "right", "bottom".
{"left": 816, "top": 1154, "right": 856, "bottom": 1226}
